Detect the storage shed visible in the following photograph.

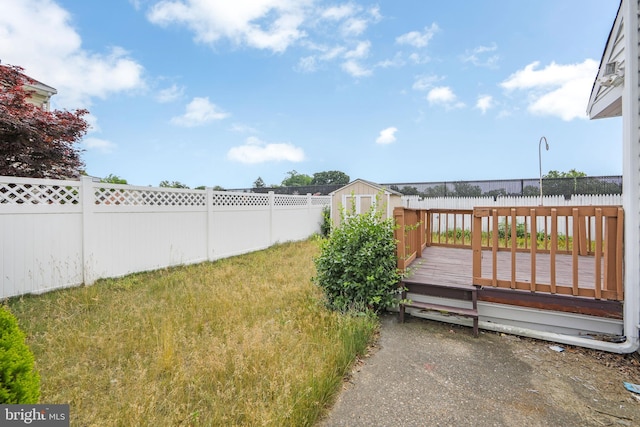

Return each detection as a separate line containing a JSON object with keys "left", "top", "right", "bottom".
{"left": 329, "top": 179, "right": 403, "bottom": 227}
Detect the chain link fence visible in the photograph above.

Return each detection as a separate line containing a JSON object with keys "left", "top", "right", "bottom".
{"left": 383, "top": 176, "right": 622, "bottom": 198}
{"left": 229, "top": 176, "right": 623, "bottom": 197}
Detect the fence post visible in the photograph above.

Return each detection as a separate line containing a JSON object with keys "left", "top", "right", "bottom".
{"left": 81, "top": 175, "right": 95, "bottom": 285}
{"left": 206, "top": 187, "right": 214, "bottom": 261}
{"left": 307, "top": 193, "right": 312, "bottom": 235}
{"left": 269, "top": 191, "right": 275, "bottom": 245}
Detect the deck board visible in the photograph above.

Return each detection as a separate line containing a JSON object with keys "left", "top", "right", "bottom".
{"left": 403, "top": 246, "right": 622, "bottom": 318}
{"left": 407, "top": 246, "right": 601, "bottom": 288}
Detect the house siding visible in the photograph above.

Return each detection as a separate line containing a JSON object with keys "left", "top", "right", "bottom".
{"left": 588, "top": 2, "right": 625, "bottom": 119}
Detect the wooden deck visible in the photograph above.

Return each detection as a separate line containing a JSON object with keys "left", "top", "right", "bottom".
{"left": 404, "top": 246, "right": 623, "bottom": 319}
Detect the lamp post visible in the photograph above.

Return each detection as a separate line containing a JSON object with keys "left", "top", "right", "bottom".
{"left": 539, "top": 136, "right": 549, "bottom": 205}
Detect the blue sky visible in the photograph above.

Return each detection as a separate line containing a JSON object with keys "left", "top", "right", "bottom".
{"left": 0, "top": 0, "right": 623, "bottom": 188}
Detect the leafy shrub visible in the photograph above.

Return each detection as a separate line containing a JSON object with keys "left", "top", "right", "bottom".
{"left": 0, "top": 306, "right": 40, "bottom": 404}
{"left": 320, "top": 205, "right": 331, "bottom": 237}
{"left": 497, "top": 221, "right": 528, "bottom": 239}
{"left": 314, "top": 198, "right": 401, "bottom": 313}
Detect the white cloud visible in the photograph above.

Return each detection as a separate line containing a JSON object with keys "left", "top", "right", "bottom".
{"left": 295, "top": 56, "right": 317, "bottom": 72}
{"left": 341, "top": 60, "right": 372, "bottom": 77}
{"left": 461, "top": 43, "right": 499, "bottom": 68}
{"left": 0, "top": 0, "right": 145, "bottom": 109}
{"left": 156, "top": 84, "right": 184, "bottom": 103}
{"left": 320, "top": 45, "right": 347, "bottom": 61}
{"left": 412, "top": 74, "right": 442, "bottom": 91}
{"left": 376, "top": 127, "right": 398, "bottom": 145}
{"left": 147, "top": 0, "right": 309, "bottom": 53}
{"left": 230, "top": 123, "right": 258, "bottom": 133}
{"left": 298, "top": 40, "right": 372, "bottom": 77}
{"left": 341, "top": 41, "right": 372, "bottom": 77}
{"left": 500, "top": 59, "right": 598, "bottom": 121}
{"left": 319, "top": 4, "right": 379, "bottom": 37}
{"left": 475, "top": 95, "right": 493, "bottom": 114}
{"left": 171, "top": 97, "right": 229, "bottom": 127}
{"left": 341, "top": 18, "right": 367, "bottom": 36}
{"left": 368, "top": 6, "right": 382, "bottom": 22}
{"left": 344, "top": 40, "right": 370, "bottom": 59}
{"left": 227, "top": 136, "right": 305, "bottom": 164}
{"left": 376, "top": 53, "right": 405, "bottom": 69}
{"left": 426, "top": 86, "right": 465, "bottom": 109}
{"left": 83, "top": 137, "right": 116, "bottom": 153}
{"left": 321, "top": 4, "right": 355, "bottom": 21}
{"left": 396, "top": 23, "right": 439, "bottom": 48}
{"left": 409, "top": 53, "right": 430, "bottom": 64}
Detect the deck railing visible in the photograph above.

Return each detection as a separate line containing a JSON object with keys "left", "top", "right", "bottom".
{"left": 428, "top": 209, "right": 474, "bottom": 248}
{"left": 394, "top": 208, "right": 427, "bottom": 271}
{"left": 472, "top": 206, "right": 624, "bottom": 301}
{"left": 394, "top": 206, "right": 625, "bottom": 301}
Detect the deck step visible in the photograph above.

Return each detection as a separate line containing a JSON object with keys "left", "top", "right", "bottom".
{"left": 403, "top": 301, "right": 478, "bottom": 318}
{"left": 399, "top": 280, "right": 479, "bottom": 337}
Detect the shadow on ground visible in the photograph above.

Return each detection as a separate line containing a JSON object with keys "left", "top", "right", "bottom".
{"left": 319, "top": 313, "right": 640, "bottom": 427}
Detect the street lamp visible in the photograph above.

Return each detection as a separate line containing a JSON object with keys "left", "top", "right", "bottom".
{"left": 539, "top": 136, "right": 549, "bottom": 205}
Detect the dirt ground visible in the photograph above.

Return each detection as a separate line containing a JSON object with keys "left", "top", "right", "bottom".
{"left": 320, "top": 314, "right": 640, "bottom": 427}
{"left": 496, "top": 330, "right": 640, "bottom": 425}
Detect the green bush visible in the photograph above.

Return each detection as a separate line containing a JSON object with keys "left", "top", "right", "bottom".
{"left": 498, "top": 222, "right": 528, "bottom": 239}
{"left": 0, "top": 306, "right": 40, "bottom": 404}
{"left": 320, "top": 205, "right": 331, "bottom": 237}
{"left": 313, "top": 198, "right": 402, "bottom": 314}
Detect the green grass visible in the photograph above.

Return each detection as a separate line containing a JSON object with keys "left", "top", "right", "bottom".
{"left": 6, "top": 239, "right": 377, "bottom": 426}
{"left": 431, "top": 229, "right": 584, "bottom": 251}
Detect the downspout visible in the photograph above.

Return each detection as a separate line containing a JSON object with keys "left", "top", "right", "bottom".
{"left": 617, "top": 0, "right": 640, "bottom": 353}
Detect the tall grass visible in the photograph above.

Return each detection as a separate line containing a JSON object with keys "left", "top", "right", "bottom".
{"left": 6, "top": 239, "right": 376, "bottom": 426}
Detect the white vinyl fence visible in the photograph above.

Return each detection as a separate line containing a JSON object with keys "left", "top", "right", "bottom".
{"left": 0, "top": 176, "right": 330, "bottom": 299}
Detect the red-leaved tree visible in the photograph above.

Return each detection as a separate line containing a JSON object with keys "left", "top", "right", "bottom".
{"left": 0, "top": 64, "right": 89, "bottom": 179}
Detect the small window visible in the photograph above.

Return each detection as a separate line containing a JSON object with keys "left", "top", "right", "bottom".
{"left": 605, "top": 61, "right": 617, "bottom": 75}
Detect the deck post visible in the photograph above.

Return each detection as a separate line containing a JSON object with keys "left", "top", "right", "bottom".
{"left": 572, "top": 208, "right": 580, "bottom": 295}
{"left": 616, "top": 208, "right": 624, "bottom": 299}
{"left": 530, "top": 208, "right": 537, "bottom": 292}
{"left": 604, "top": 214, "right": 618, "bottom": 295}
{"left": 492, "top": 209, "right": 498, "bottom": 287}
{"left": 417, "top": 210, "right": 426, "bottom": 256}
{"left": 550, "top": 209, "right": 557, "bottom": 294}
{"left": 472, "top": 208, "right": 488, "bottom": 284}
{"left": 595, "top": 208, "right": 603, "bottom": 299}
{"left": 510, "top": 208, "right": 517, "bottom": 289}
{"left": 425, "top": 210, "right": 432, "bottom": 247}
{"left": 394, "top": 207, "right": 406, "bottom": 271}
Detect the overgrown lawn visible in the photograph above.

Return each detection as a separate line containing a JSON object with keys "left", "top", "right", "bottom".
{"left": 7, "top": 239, "right": 376, "bottom": 426}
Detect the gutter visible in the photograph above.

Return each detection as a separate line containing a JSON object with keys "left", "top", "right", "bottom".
{"left": 478, "top": 318, "right": 639, "bottom": 354}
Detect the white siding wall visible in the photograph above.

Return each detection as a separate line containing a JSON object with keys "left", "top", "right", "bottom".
{"left": 0, "top": 176, "right": 330, "bottom": 299}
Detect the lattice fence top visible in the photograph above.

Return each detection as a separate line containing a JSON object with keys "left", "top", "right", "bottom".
{"left": 94, "top": 187, "right": 206, "bottom": 206}
{"left": 211, "top": 192, "right": 270, "bottom": 207}
{"left": 311, "top": 196, "right": 331, "bottom": 206}
{"left": 0, "top": 181, "right": 80, "bottom": 205}
{"left": 0, "top": 177, "right": 331, "bottom": 208}
{"left": 274, "top": 195, "right": 308, "bottom": 206}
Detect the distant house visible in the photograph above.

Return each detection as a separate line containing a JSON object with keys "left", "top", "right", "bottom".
{"left": 586, "top": 0, "right": 640, "bottom": 353}
{"left": 329, "top": 179, "right": 403, "bottom": 227}
{"left": 0, "top": 64, "right": 57, "bottom": 110}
